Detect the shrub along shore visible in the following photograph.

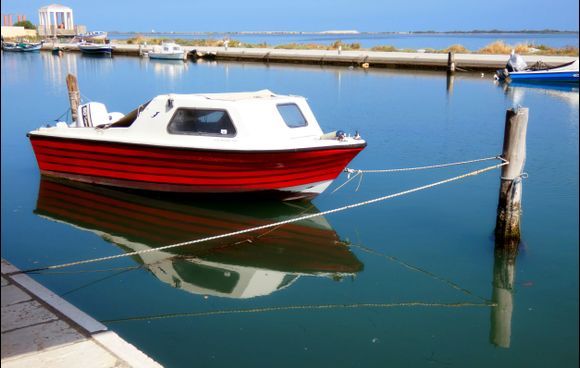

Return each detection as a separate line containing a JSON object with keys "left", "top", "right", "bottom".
{"left": 3, "top": 34, "right": 577, "bottom": 56}
{"left": 119, "top": 37, "right": 579, "bottom": 56}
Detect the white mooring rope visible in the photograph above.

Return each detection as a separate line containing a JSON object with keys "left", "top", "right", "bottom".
{"left": 16, "top": 157, "right": 508, "bottom": 274}
{"left": 344, "top": 155, "right": 504, "bottom": 174}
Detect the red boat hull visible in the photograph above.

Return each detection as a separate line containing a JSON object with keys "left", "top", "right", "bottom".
{"left": 29, "top": 135, "right": 366, "bottom": 199}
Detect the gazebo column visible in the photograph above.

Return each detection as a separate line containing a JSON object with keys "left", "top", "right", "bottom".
{"left": 53, "top": 11, "right": 57, "bottom": 33}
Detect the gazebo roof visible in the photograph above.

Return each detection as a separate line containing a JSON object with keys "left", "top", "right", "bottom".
{"left": 39, "top": 4, "right": 72, "bottom": 12}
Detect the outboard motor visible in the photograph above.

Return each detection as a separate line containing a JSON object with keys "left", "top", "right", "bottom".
{"left": 76, "top": 102, "right": 109, "bottom": 127}
{"left": 496, "top": 50, "right": 528, "bottom": 81}
{"left": 75, "top": 102, "right": 124, "bottom": 127}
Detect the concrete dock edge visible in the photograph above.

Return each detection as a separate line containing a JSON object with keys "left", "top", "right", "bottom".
{"left": 1, "top": 259, "right": 163, "bottom": 368}
{"left": 41, "top": 43, "right": 578, "bottom": 72}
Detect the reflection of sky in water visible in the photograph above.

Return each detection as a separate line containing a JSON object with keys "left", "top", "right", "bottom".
{"left": 1, "top": 51, "right": 578, "bottom": 368}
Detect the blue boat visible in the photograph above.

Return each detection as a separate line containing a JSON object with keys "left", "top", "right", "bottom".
{"left": 496, "top": 53, "right": 579, "bottom": 84}
{"left": 78, "top": 42, "right": 114, "bottom": 55}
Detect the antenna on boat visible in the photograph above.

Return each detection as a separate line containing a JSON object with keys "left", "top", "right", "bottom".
{"left": 66, "top": 74, "right": 81, "bottom": 124}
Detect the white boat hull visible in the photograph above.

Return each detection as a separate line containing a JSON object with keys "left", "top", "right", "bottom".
{"left": 148, "top": 52, "right": 186, "bottom": 60}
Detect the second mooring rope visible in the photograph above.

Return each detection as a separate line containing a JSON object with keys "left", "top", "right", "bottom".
{"left": 102, "top": 301, "right": 497, "bottom": 323}
{"left": 15, "top": 158, "right": 508, "bottom": 274}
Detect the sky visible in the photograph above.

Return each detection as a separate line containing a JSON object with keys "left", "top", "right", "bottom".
{"left": 1, "top": 0, "right": 579, "bottom": 32}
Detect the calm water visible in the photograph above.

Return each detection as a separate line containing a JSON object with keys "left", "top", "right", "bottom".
{"left": 110, "top": 32, "right": 580, "bottom": 50}
{"left": 1, "top": 51, "right": 578, "bottom": 367}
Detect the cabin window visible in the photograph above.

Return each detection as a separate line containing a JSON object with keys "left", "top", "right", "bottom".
{"left": 167, "top": 108, "right": 236, "bottom": 137}
{"left": 277, "top": 103, "right": 308, "bottom": 128}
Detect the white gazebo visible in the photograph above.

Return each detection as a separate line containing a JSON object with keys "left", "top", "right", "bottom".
{"left": 38, "top": 4, "right": 75, "bottom": 37}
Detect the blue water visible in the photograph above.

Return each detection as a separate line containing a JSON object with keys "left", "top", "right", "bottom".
{"left": 1, "top": 51, "right": 578, "bottom": 367}
{"left": 110, "top": 32, "right": 580, "bottom": 50}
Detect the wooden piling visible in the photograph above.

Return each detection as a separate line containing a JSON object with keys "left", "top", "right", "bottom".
{"left": 447, "top": 51, "right": 456, "bottom": 73}
{"left": 66, "top": 74, "right": 81, "bottom": 124}
{"left": 495, "top": 107, "right": 528, "bottom": 250}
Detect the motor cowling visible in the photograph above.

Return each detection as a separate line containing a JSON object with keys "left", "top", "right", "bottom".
{"left": 76, "top": 102, "right": 109, "bottom": 127}
{"left": 75, "top": 102, "right": 124, "bottom": 127}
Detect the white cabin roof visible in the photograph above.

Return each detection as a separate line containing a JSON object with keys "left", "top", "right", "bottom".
{"left": 197, "top": 89, "right": 278, "bottom": 101}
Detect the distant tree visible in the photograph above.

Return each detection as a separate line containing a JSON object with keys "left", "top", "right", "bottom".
{"left": 14, "top": 20, "right": 36, "bottom": 30}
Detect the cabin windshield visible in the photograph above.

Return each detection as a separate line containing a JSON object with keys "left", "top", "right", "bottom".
{"left": 108, "top": 100, "right": 151, "bottom": 128}
{"left": 277, "top": 103, "right": 308, "bottom": 128}
{"left": 167, "top": 108, "right": 236, "bottom": 137}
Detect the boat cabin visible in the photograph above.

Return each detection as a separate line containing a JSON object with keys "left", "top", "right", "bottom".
{"left": 153, "top": 42, "right": 184, "bottom": 53}
{"left": 49, "top": 90, "right": 343, "bottom": 150}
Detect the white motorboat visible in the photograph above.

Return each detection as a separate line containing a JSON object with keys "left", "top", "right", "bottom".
{"left": 28, "top": 90, "right": 366, "bottom": 200}
{"left": 147, "top": 42, "right": 187, "bottom": 60}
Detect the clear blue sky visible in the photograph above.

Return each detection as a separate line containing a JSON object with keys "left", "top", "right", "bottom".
{"left": 2, "top": 0, "right": 578, "bottom": 32}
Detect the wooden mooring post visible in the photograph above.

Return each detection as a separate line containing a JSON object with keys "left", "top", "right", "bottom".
{"left": 447, "top": 51, "right": 456, "bottom": 73}
{"left": 495, "top": 107, "right": 528, "bottom": 250}
{"left": 66, "top": 74, "right": 81, "bottom": 124}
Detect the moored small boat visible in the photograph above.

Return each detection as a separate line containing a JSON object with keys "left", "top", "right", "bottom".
{"left": 496, "top": 52, "right": 579, "bottom": 84}
{"left": 28, "top": 90, "right": 366, "bottom": 200}
{"left": 78, "top": 41, "right": 114, "bottom": 55}
{"left": 147, "top": 42, "right": 187, "bottom": 60}
{"left": 2, "top": 41, "right": 43, "bottom": 52}
{"left": 77, "top": 31, "right": 108, "bottom": 41}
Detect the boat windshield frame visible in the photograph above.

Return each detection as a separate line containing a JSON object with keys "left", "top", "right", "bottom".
{"left": 105, "top": 100, "right": 151, "bottom": 128}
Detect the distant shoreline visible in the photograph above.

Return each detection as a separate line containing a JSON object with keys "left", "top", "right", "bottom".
{"left": 107, "top": 30, "right": 580, "bottom": 36}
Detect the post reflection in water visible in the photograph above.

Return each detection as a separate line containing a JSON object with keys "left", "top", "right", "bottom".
{"left": 446, "top": 72, "right": 455, "bottom": 96}
{"left": 490, "top": 247, "right": 518, "bottom": 348}
{"left": 41, "top": 52, "right": 78, "bottom": 89}
{"left": 33, "top": 177, "right": 363, "bottom": 299}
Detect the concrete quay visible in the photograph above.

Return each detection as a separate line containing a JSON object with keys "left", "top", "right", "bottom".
{"left": 42, "top": 42, "right": 578, "bottom": 71}
{"left": 1, "top": 259, "right": 162, "bottom": 368}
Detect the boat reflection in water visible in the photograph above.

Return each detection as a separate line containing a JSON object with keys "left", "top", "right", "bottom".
{"left": 497, "top": 80, "right": 579, "bottom": 108}
{"left": 148, "top": 58, "right": 189, "bottom": 79}
{"left": 34, "top": 177, "right": 363, "bottom": 299}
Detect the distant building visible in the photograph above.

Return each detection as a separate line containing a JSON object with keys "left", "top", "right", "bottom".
{"left": 1, "top": 14, "right": 37, "bottom": 38}
{"left": 38, "top": 4, "right": 85, "bottom": 37}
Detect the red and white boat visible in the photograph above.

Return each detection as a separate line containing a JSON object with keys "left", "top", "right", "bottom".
{"left": 28, "top": 90, "right": 366, "bottom": 200}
